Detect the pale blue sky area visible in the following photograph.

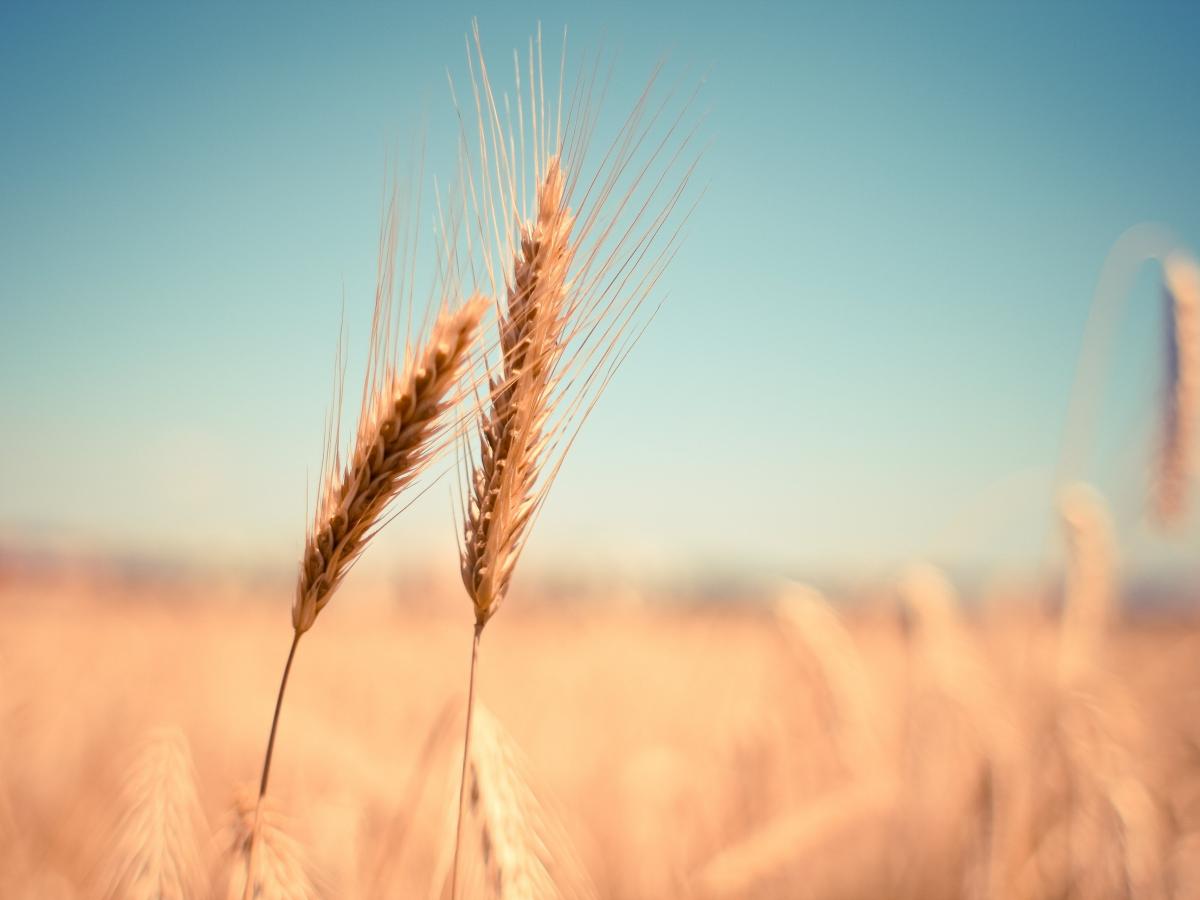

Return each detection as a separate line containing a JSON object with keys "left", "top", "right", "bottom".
{"left": 3, "top": 2, "right": 1200, "bottom": 584}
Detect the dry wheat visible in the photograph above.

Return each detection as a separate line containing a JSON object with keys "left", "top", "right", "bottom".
{"left": 1156, "top": 252, "right": 1200, "bottom": 526}
{"left": 446, "top": 25, "right": 700, "bottom": 897}
{"left": 245, "top": 187, "right": 487, "bottom": 900}
{"left": 435, "top": 706, "right": 595, "bottom": 900}
{"left": 459, "top": 158, "right": 574, "bottom": 628}
{"left": 97, "top": 727, "right": 207, "bottom": 900}
{"left": 215, "top": 788, "right": 322, "bottom": 900}
{"left": 295, "top": 296, "right": 487, "bottom": 634}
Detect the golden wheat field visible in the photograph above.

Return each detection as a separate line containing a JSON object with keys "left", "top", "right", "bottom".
{"left": 2, "top": 566, "right": 1199, "bottom": 899}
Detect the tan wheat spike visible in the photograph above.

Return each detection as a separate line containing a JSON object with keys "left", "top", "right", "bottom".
{"left": 250, "top": 294, "right": 486, "bottom": 819}
{"left": 214, "top": 788, "right": 322, "bottom": 900}
{"left": 97, "top": 727, "right": 207, "bottom": 900}
{"left": 450, "top": 23, "right": 702, "bottom": 628}
{"left": 447, "top": 26, "right": 700, "bottom": 897}
{"left": 296, "top": 295, "right": 489, "bottom": 634}
{"left": 773, "top": 582, "right": 883, "bottom": 773}
{"left": 1156, "top": 252, "right": 1200, "bottom": 526}
{"left": 460, "top": 157, "right": 574, "bottom": 627}
{"left": 245, "top": 185, "right": 488, "bottom": 900}
{"left": 1056, "top": 482, "right": 1115, "bottom": 683}
{"left": 433, "top": 705, "right": 596, "bottom": 900}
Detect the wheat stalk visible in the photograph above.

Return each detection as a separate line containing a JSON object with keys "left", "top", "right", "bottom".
{"left": 244, "top": 297, "right": 484, "bottom": 900}
{"left": 252, "top": 295, "right": 485, "bottom": 793}
{"left": 1156, "top": 253, "right": 1200, "bottom": 526}
{"left": 98, "top": 726, "right": 208, "bottom": 900}
{"left": 242, "top": 182, "right": 487, "bottom": 900}
{"left": 449, "top": 157, "right": 571, "bottom": 899}
{"left": 445, "top": 23, "right": 701, "bottom": 898}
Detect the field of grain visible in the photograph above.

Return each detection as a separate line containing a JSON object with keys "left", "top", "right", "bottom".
{"left": 6, "top": 11, "right": 1200, "bottom": 900}
{"left": 3, "top": 570, "right": 1199, "bottom": 899}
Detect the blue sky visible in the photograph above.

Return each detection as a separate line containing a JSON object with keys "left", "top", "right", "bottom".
{"left": 3, "top": 2, "right": 1200, "bottom": 583}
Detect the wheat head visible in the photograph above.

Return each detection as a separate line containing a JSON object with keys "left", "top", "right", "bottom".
{"left": 460, "top": 159, "right": 574, "bottom": 627}
{"left": 214, "top": 788, "right": 322, "bottom": 900}
{"left": 1156, "top": 252, "right": 1200, "bottom": 526}
{"left": 97, "top": 726, "right": 208, "bottom": 900}
{"left": 446, "top": 25, "right": 700, "bottom": 898}
{"left": 295, "top": 295, "right": 488, "bottom": 634}
{"left": 451, "top": 23, "right": 702, "bottom": 629}
{"left": 436, "top": 705, "right": 596, "bottom": 900}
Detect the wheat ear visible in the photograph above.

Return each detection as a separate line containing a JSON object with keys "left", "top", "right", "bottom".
{"left": 460, "top": 156, "right": 574, "bottom": 629}
{"left": 244, "top": 296, "right": 485, "bottom": 900}
{"left": 253, "top": 295, "right": 485, "bottom": 789}
{"left": 1156, "top": 253, "right": 1200, "bottom": 525}
{"left": 449, "top": 157, "right": 572, "bottom": 900}
{"left": 294, "top": 297, "right": 488, "bottom": 637}
{"left": 217, "top": 788, "right": 321, "bottom": 900}
{"left": 447, "top": 24, "right": 701, "bottom": 897}
{"left": 239, "top": 273, "right": 484, "bottom": 900}
{"left": 98, "top": 727, "right": 207, "bottom": 900}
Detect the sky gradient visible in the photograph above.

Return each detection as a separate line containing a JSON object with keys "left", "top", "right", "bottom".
{"left": 3, "top": 2, "right": 1200, "bottom": 584}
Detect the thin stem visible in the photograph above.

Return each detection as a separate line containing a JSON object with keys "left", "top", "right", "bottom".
{"left": 450, "top": 621, "right": 484, "bottom": 900}
{"left": 260, "top": 630, "right": 302, "bottom": 798}
{"left": 243, "top": 630, "right": 302, "bottom": 900}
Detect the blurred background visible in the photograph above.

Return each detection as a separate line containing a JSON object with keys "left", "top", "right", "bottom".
{"left": 3, "top": 3, "right": 1200, "bottom": 899}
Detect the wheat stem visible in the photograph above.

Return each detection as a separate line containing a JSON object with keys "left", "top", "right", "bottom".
{"left": 241, "top": 632, "right": 301, "bottom": 900}
{"left": 259, "top": 630, "right": 302, "bottom": 800}
{"left": 450, "top": 621, "right": 484, "bottom": 900}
